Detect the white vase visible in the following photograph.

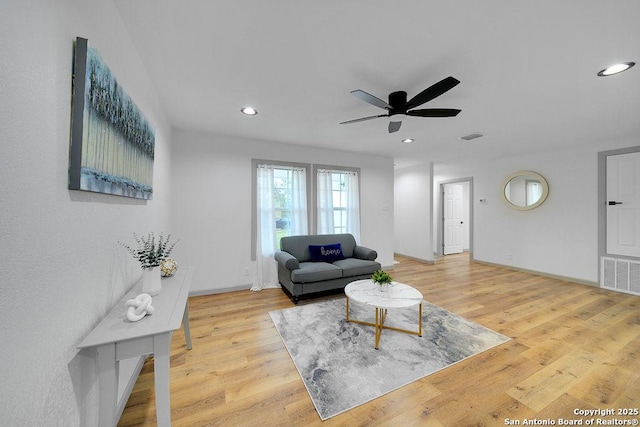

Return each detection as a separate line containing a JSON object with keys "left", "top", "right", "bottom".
{"left": 377, "top": 282, "right": 389, "bottom": 293}
{"left": 142, "top": 267, "right": 161, "bottom": 296}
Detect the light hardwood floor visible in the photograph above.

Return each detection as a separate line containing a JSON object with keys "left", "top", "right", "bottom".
{"left": 119, "top": 254, "right": 640, "bottom": 426}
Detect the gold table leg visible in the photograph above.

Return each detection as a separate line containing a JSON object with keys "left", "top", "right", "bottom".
{"left": 345, "top": 300, "right": 423, "bottom": 349}
{"left": 418, "top": 303, "right": 422, "bottom": 337}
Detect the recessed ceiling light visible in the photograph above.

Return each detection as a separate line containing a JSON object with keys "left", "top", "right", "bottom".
{"left": 597, "top": 62, "right": 635, "bottom": 76}
{"left": 402, "top": 138, "right": 414, "bottom": 144}
{"left": 241, "top": 106, "right": 258, "bottom": 115}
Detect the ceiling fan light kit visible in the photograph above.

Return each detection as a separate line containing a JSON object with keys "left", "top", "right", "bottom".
{"left": 389, "top": 121, "right": 402, "bottom": 133}
{"left": 341, "top": 76, "right": 462, "bottom": 133}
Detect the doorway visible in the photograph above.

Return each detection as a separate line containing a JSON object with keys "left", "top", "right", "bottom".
{"left": 599, "top": 146, "right": 640, "bottom": 259}
{"left": 598, "top": 146, "right": 640, "bottom": 295}
{"left": 437, "top": 178, "right": 473, "bottom": 258}
{"left": 606, "top": 151, "right": 640, "bottom": 257}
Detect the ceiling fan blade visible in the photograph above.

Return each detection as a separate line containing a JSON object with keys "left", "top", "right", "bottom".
{"left": 351, "top": 90, "right": 392, "bottom": 110}
{"left": 406, "top": 108, "right": 461, "bottom": 117}
{"left": 404, "top": 76, "right": 460, "bottom": 110}
{"left": 388, "top": 121, "right": 402, "bottom": 133}
{"left": 340, "top": 114, "right": 387, "bottom": 125}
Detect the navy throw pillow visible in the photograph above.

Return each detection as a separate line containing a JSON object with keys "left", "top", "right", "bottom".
{"left": 309, "top": 244, "right": 345, "bottom": 262}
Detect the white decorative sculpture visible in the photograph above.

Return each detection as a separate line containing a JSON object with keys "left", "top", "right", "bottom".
{"left": 125, "top": 293, "right": 155, "bottom": 322}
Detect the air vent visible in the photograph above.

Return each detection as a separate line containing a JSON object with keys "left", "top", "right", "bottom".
{"left": 601, "top": 256, "right": 640, "bottom": 296}
{"left": 460, "top": 133, "right": 483, "bottom": 141}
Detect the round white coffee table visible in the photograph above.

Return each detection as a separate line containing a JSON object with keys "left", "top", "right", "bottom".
{"left": 344, "top": 279, "right": 423, "bottom": 349}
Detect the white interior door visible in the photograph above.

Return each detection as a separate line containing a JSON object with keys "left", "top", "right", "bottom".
{"left": 444, "top": 183, "right": 464, "bottom": 255}
{"left": 607, "top": 152, "right": 640, "bottom": 257}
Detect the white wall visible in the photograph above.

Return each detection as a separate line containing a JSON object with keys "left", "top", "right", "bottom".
{"left": 394, "top": 163, "right": 434, "bottom": 261}
{"left": 0, "top": 1, "right": 171, "bottom": 425}
{"left": 170, "top": 128, "right": 395, "bottom": 294}
{"left": 434, "top": 138, "right": 638, "bottom": 283}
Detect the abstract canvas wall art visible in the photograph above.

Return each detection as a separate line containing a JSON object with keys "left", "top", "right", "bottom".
{"left": 69, "top": 37, "right": 154, "bottom": 199}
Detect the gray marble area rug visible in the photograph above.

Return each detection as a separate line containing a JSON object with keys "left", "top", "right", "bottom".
{"left": 269, "top": 297, "right": 510, "bottom": 420}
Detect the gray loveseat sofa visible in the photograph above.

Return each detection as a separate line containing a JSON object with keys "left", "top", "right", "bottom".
{"left": 274, "top": 233, "right": 381, "bottom": 303}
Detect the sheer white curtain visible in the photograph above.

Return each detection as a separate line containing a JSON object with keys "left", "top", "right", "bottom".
{"left": 253, "top": 165, "right": 277, "bottom": 291}
{"left": 344, "top": 171, "right": 361, "bottom": 242}
{"left": 317, "top": 170, "right": 334, "bottom": 235}
{"left": 252, "top": 165, "right": 307, "bottom": 291}
{"left": 289, "top": 168, "right": 308, "bottom": 236}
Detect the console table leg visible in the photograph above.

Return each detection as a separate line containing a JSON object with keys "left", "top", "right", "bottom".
{"left": 96, "top": 344, "right": 118, "bottom": 427}
{"left": 182, "top": 301, "right": 192, "bottom": 350}
{"left": 153, "top": 332, "right": 173, "bottom": 427}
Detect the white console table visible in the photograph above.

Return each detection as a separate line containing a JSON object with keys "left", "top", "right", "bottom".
{"left": 78, "top": 267, "right": 193, "bottom": 427}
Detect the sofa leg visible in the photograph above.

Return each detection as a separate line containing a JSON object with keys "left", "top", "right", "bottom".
{"left": 293, "top": 296, "right": 299, "bottom": 304}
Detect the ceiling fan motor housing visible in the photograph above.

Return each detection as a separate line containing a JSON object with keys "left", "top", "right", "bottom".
{"left": 388, "top": 91, "right": 408, "bottom": 114}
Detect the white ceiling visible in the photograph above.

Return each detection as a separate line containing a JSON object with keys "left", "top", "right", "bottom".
{"left": 113, "top": 1, "right": 639, "bottom": 168}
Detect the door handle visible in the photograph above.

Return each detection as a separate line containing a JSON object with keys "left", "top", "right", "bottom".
{"left": 608, "top": 201, "right": 623, "bottom": 205}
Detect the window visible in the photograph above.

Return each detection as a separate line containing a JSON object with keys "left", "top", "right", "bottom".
{"left": 272, "top": 166, "right": 308, "bottom": 249}
{"left": 251, "top": 160, "right": 360, "bottom": 290}
{"left": 316, "top": 167, "right": 360, "bottom": 242}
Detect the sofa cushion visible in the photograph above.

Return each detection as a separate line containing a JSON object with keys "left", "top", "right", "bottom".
{"left": 332, "top": 258, "right": 381, "bottom": 278}
{"left": 308, "top": 243, "right": 346, "bottom": 262}
{"left": 291, "top": 262, "right": 342, "bottom": 283}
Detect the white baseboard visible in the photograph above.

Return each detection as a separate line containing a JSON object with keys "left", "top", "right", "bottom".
{"left": 393, "top": 252, "right": 435, "bottom": 265}
{"left": 189, "top": 284, "right": 253, "bottom": 297}
{"left": 473, "top": 259, "right": 598, "bottom": 288}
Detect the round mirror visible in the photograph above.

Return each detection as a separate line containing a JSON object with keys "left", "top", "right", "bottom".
{"left": 502, "top": 171, "right": 549, "bottom": 210}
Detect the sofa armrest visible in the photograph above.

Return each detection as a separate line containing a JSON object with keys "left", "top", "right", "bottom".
{"left": 274, "top": 251, "right": 300, "bottom": 270}
{"left": 353, "top": 245, "right": 377, "bottom": 261}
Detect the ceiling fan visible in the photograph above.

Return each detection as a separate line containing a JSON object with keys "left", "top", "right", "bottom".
{"left": 340, "top": 76, "right": 461, "bottom": 133}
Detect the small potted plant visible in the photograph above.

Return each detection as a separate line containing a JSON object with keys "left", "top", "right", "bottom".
{"left": 371, "top": 269, "right": 393, "bottom": 292}
{"left": 120, "top": 232, "right": 178, "bottom": 295}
